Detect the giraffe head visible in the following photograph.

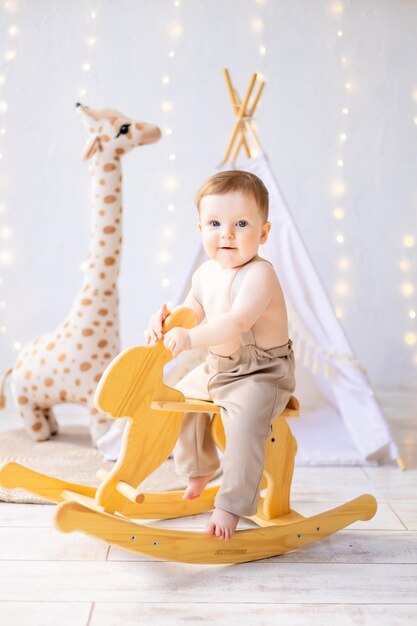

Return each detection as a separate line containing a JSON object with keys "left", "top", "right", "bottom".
{"left": 76, "top": 103, "right": 161, "bottom": 161}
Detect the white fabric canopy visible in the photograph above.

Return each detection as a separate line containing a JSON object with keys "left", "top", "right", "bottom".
{"left": 98, "top": 152, "right": 399, "bottom": 465}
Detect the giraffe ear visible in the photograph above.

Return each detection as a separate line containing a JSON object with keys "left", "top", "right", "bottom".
{"left": 81, "top": 136, "right": 100, "bottom": 161}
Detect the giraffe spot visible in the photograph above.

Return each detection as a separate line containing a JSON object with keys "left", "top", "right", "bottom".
{"left": 98, "top": 340, "right": 108, "bottom": 348}
{"left": 65, "top": 333, "right": 73, "bottom": 338}
{"left": 98, "top": 309, "right": 108, "bottom": 316}
{"left": 16, "top": 361, "right": 23, "bottom": 369}
{"left": 115, "top": 218, "right": 120, "bottom": 223}
{"left": 94, "top": 373, "right": 102, "bottom": 383}
{"left": 104, "top": 257, "right": 115, "bottom": 266}
{"left": 45, "top": 378, "right": 54, "bottom": 387}
{"left": 88, "top": 389, "right": 93, "bottom": 395}
{"left": 103, "top": 163, "right": 116, "bottom": 172}
{"left": 90, "top": 407, "right": 98, "bottom": 415}
{"left": 53, "top": 369, "right": 58, "bottom": 375}
{"left": 81, "top": 299, "right": 92, "bottom": 306}
{"left": 104, "top": 290, "right": 113, "bottom": 296}
{"left": 106, "top": 321, "right": 114, "bottom": 327}
{"left": 116, "top": 148, "right": 124, "bottom": 155}
{"left": 63, "top": 367, "right": 70, "bottom": 374}
{"left": 88, "top": 263, "right": 95, "bottom": 269}
{"left": 23, "top": 386, "right": 28, "bottom": 392}
{"left": 103, "top": 226, "right": 116, "bottom": 234}
{"left": 77, "top": 311, "right": 82, "bottom": 317}
{"left": 115, "top": 187, "right": 121, "bottom": 193}
{"left": 80, "top": 397, "right": 88, "bottom": 403}
{"left": 100, "top": 272, "right": 106, "bottom": 279}
{"left": 75, "top": 379, "right": 81, "bottom": 386}
{"left": 18, "top": 396, "right": 28, "bottom": 404}
{"left": 99, "top": 210, "right": 105, "bottom": 216}
{"left": 63, "top": 322, "right": 70, "bottom": 328}
{"left": 57, "top": 354, "right": 66, "bottom": 362}
{"left": 100, "top": 134, "right": 110, "bottom": 142}
{"left": 99, "top": 179, "right": 105, "bottom": 185}
{"left": 83, "top": 285, "right": 90, "bottom": 292}
{"left": 82, "top": 328, "right": 94, "bottom": 336}
{"left": 32, "top": 423, "right": 42, "bottom": 432}
{"left": 46, "top": 342, "right": 56, "bottom": 350}
{"left": 98, "top": 418, "right": 108, "bottom": 424}
{"left": 104, "top": 353, "right": 111, "bottom": 359}
{"left": 104, "top": 195, "right": 117, "bottom": 204}
{"left": 135, "top": 122, "right": 144, "bottom": 130}
{"left": 59, "top": 390, "right": 67, "bottom": 401}
{"left": 24, "top": 371, "right": 32, "bottom": 380}
{"left": 80, "top": 362, "right": 91, "bottom": 371}
{"left": 93, "top": 321, "right": 100, "bottom": 326}
{"left": 99, "top": 241, "right": 105, "bottom": 246}
{"left": 77, "top": 343, "right": 83, "bottom": 350}
{"left": 32, "top": 385, "right": 38, "bottom": 391}
{"left": 44, "top": 394, "right": 50, "bottom": 400}
{"left": 40, "top": 358, "right": 46, "bottom": 365}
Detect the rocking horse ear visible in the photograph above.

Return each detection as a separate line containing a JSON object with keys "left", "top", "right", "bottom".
{"left": 81, "top": 136, "right": 100, "bottom": 161}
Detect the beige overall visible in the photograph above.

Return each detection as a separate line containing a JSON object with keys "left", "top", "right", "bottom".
{"left": 173, "top": 256, "right": 296, "bottom": 517}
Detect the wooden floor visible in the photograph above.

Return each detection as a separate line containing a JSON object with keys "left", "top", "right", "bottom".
{"left": 0, "top": 388, "right": 416, "bottom": 626}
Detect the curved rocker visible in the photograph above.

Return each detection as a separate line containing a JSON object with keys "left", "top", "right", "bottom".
{"left": 0, "top": 307, "right": 377, "bottom": 564}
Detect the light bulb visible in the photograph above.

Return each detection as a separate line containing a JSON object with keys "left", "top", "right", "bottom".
{"left": 251, "top": 19, "right": 264, "bottom": 33}
{"left": 259, "top": 45, "right": 267, "bottom": 56}
{"left": 342, "top": 108, "right": 349, "bottom": 115}
{"left": 168, "top": 50, "right": 175, "bottom": 58}
{"left": 167, "top": 204, "right": 175, "bottom": 211}
{"left": 162, "top": 75, "right": 170, "bottom": 85}
{"left": 337, "top": 30, "right": 343, "bottom": 37}
{"left": 336, "top": 234, "right": 344, "bottom": 244}
{"left": 87, "top": 37, "right": 96, "bottom": 46}
{"left": 14, "top": 341, "right": 21, "bottom": 350}
{"left": 404, "top": 332, "right": 417, "bottom": 346}
{"left": 335, "top": 280, "right": 349, "bottom": 296}
{"left": 162, "top": 278, "right": 170, "bottom": 287}
{"left": 409, "top": 310, "right": 416, "bottom": 319}
{"left": 8, "top": 24, "right": 18, "bottom": 36}
{"left": 161, "top": 101, "right": 173, "bottom": 113}
{"left": 166, "top": 128, "right": 173, "bottom": 135}
{"left": 403, "top": 235, "right": 415, "bottom": 248}
{"left": 401, "top": 282, "right": 415, "bottom": 297}
{"left": 82, "top": 63, "right": 91, "bottom": 72}
{"left": 337, "top": 159, "right": 344, "bottom": 167}
{"left": 169, "top": 153, "right": 176, "bottom": 161}
{"left": 338, "top": 257, "right": 350, "bottom": 270}
{"left": 335, "top": 307, "right": 343, "bottom": 319}
{"left": 340, "top": 133, "right": 347, "bottom": 141}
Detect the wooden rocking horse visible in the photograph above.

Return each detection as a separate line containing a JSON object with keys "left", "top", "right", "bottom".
{"left": 0, "top": 307, "right": 377, "bottom": 564}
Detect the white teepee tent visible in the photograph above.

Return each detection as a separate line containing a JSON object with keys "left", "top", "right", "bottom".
{"left": 97, "top": 71, "right": 400, "bottom": 466}
{"left": 165, "top": 70, "right": 400, "bottom": 467}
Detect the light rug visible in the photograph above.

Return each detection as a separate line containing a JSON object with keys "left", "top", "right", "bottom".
{"left": 0, "top": 426, "right": 219, "bottom": 504}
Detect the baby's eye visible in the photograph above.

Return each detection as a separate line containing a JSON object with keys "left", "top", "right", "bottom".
{"left": 237, "top": 220, "right": 248, "bottom": 227}
{"left": 209, "top": 220, "right": 220, "bottom": 227}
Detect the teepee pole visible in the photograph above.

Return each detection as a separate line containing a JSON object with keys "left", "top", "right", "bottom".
{"left": 223, "top": 72, "right": 257, "bottom": 163}
{"left": 224, "top": 69, "right": 252, "bottom": 159}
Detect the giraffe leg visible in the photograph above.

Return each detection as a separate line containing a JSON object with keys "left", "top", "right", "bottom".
{"left": 17, "top": 403, "right": 52, "bottom": 441}
{"left": 44, "top": 407, "right": 59, "bottom": 436}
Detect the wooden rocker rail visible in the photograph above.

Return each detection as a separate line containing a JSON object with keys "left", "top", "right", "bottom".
{"left": 0, "top": 307, "right": 378, "bottom": 564}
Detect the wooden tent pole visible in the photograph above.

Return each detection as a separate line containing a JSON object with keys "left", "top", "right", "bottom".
{"left": 223, "top": 72, "right": 257, "bottom": 163}
{"left": 223, "top": 68, "right": 252, "bottom": 159}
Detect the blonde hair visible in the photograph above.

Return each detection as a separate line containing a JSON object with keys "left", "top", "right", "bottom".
{"left": 195, "top": 170, "right": 269, "bottom": 222}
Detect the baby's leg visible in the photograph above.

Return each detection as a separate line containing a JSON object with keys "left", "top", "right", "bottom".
{"left": 206, "top": 508, "right": 239, "bottom": 541}
{"left": 173, "top": 362, "right": 220, "bottom": 495}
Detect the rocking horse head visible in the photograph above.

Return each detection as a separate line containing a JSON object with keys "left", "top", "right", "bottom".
{"left": 76, "top": 103, "right": 161, "bottom": 161}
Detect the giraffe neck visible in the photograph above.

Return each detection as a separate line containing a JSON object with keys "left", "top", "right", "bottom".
{"left": 82, "top": 155, "right": 123, "bottom": 292}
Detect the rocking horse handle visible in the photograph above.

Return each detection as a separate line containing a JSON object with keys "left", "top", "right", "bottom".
{"left": 161, "top": 306, "right": 197, "bottom": 335}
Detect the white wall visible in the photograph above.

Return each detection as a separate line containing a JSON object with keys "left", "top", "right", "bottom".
{"left": 0, "top": 0, "right": 416, "bottom": 389}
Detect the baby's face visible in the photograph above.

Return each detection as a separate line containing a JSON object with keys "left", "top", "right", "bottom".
{"left": 198, "top": 191, "right": 271, "bottom": 269}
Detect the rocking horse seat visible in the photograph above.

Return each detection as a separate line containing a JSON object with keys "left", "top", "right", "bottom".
{"left": 150, "top": 395, "right": 300, "bottom": 419}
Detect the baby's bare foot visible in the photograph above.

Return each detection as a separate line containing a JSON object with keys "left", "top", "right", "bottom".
{"left": 206, "top": 507, "right": 240, "bottom": 541}
{"left": 183, "top": 470, "right": 216, "bottom": 500}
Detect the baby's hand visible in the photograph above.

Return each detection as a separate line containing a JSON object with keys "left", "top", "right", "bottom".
{"left": 145, "top": 303, "right": 171, "bottom": 344}
{"left": 163, "top": 327, "right": 191, "bottom": 358}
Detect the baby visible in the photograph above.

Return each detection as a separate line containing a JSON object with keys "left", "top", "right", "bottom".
{"left": 146, "top": 170, "right": 295, "bottom": 540}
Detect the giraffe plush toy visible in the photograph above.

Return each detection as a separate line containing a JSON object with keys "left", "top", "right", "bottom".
{"left": 0, "top": 104, "right": 161, "bottom": 444}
